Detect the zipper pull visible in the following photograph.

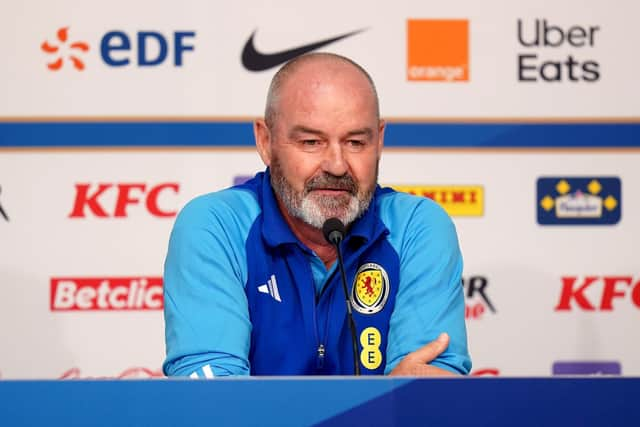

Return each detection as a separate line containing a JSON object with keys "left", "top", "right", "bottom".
{"left": 317, "top": 344, "right": 325, "bottom": 369}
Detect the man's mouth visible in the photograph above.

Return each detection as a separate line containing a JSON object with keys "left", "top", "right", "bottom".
{"left": 308, "top": 186, "right": 353, "bottom": 195}
{"left": 312, "top": 188, "right": 349, "bottom": 194}
{"left": 305, "top": 174, "right": 357, "bottom": 196}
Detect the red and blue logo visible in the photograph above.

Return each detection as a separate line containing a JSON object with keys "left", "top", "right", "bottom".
{"left": 40, "top": 26, "right": 195, "bottom": 71}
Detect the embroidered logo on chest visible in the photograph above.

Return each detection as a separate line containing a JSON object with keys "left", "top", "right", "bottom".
{"left": 257, "top": 274, "right": 281, "bottom": 302}
{"left": 351, "top": 263, "right": 389, "bottom": 315}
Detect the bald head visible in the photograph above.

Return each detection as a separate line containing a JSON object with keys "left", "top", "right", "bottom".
{"left": 264, "top": 53, "right": 380, "bottom": 130}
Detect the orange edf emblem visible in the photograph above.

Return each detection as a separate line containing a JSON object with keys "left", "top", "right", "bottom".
{"left": 41, "top": 27, "right": 90, "bottom": 71}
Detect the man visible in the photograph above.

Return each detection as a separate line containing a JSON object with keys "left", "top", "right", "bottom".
{"left": 163, "top": 53, "right": 471, "bottom": 377}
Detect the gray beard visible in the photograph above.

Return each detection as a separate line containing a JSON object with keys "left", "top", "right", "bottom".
{"left": 269, "top": 158, "right": 376, "bottom": 229}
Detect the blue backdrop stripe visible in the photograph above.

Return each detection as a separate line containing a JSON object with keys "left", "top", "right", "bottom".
{"left": 0, "top": 122, "right": 638, "bottom": 148}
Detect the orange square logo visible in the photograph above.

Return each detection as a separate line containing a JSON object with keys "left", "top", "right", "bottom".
{"left": 407, "top": 19, "right": 469, "bottom": 82}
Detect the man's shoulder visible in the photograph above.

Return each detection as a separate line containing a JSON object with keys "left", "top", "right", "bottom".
{"left": 175, "top": 186, "right": 261, "bottom": 231}
{"left": 375, "top": 187, "right": 451, "bottom": 227}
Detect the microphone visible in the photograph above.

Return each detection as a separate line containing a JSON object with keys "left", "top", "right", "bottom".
{"left": 322, "top": 218, "right": 360, "bottom": 376}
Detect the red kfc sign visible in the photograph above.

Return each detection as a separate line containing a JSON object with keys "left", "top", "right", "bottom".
{"left": 555, "top": 276, "right": 640, "bottom": 311}
{"left": 68, "top": 183, "right": 179, "bottom": 218}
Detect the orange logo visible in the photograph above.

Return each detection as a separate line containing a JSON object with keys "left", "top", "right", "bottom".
{"left": 407, "top": 19, "right": 469, "bottom": 82}
{"left": 41, "top": 27, "right": 90, "bottom": 71}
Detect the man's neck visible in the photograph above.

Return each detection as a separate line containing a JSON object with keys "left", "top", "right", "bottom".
{"left": 276, "top": 198, "right": 337, "bottom": 269}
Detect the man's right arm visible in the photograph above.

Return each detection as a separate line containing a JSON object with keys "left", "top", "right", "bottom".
{"left": 162, "top": 191, "right": 258, "bottom": 377}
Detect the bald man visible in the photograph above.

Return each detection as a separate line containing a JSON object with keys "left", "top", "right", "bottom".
{"left": 163, "top": 53, "right": 471, "bottom": 377}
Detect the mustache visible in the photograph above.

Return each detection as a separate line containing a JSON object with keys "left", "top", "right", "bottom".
{"left": 305, "top": 173, "right": 357, "bottom": 195}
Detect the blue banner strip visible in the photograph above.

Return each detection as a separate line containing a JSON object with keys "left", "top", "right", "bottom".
{"left": 0, "top": 378, "right": 638, "bottom": 427}
{"left": 0, "top": 121, "right": 638, "bottom": 147}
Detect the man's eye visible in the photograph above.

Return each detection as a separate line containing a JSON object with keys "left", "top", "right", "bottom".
{"left": 301, "top": 139, "right": 319, "bottom": 146}
{"left": 347, "top": 140, "right": 365, "bottom": 148}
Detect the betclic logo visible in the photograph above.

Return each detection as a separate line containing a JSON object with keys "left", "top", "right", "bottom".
{"left": 69, "top": 183, "right": 179, "bottom": 218}
{"left": 50, "top": 277, "right": 163, "bottom": 311}
{"left": 555, "top": 276, "right": 640, "bottom": 311}
{"left": 41, "top": 26, "right": 195, "bottom": 71}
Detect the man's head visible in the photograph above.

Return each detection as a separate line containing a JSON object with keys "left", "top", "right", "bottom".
{"left": 254, "top": 53, "right": 385, "bottom": 230}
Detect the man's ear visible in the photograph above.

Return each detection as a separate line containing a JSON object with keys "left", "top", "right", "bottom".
{"left": 254, "top": 119, "right": 272, "bottom": 166}
{"left": 376, "top": 119, "right": 385, "bottom": 160}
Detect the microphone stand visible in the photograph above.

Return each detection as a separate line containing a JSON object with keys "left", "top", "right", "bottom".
{"left": 335, "top": 239, "right": 361, "bottom": 376}
{"left": 323, "top": 218, "right": 360, "bottom": 376}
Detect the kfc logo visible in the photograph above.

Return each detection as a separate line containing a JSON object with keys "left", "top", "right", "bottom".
{"left": 463, "top": 276, "right": 496, "bottom": 320}
{"left": 69, "top": 183, "right": 179, "bottom": 218}
{"left": 555, "top": 276, "right": 640, "bottom": 311}
{"left": 50, "top": 277, "right": 163, "bottom": 311}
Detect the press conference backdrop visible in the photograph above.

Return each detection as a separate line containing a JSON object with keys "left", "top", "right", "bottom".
{"left": 0, "top": 0, "right": 638, "bottom": 379}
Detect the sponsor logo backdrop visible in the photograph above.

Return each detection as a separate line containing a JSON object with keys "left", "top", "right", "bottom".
{"left": 0, "top": 0, "right": 639, "bottom": 378}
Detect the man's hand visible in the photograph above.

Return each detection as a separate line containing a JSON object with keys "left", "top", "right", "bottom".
{"left": 389, "top": 332, "right": 457, "bottom": 376}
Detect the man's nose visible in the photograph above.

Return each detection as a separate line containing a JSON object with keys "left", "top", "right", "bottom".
{"left": 321, "top": 142, "right": 348, "bottom": 176}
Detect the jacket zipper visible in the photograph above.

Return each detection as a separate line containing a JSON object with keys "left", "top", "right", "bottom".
{"left": 316, "top": 344, "right": 325, "bottom": 368}
{"left": 315, "top": 269, "right": 338, "bottom": 370}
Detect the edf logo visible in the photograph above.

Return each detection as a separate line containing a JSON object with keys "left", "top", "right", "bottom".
{"left": 101, "top": 31, "right": 195, "bottom": 66}
{"left": 41, "top": 27, "right": 196, "bottom": 71}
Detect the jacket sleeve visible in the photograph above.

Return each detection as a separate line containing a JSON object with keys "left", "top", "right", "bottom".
{"left": 383, "top": 196, "right": 471, "bottom": 375}
{"left": 162, "top": 191, "right": 257, "bottom": 377}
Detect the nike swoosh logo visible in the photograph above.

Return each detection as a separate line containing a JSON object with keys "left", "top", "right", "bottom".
{"left": 0, "top": 186, "right": 7, "bottom": 221}
{"left": 241, "top": 28, "right": 366, "bottom": 72}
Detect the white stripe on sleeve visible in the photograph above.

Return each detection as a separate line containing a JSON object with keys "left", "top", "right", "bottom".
{"left": 202, "top": 364, "right": 215, "bottom": 379}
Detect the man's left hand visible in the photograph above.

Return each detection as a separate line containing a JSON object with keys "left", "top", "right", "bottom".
{"left": 388, "top": 332, "right": 457, "bottom": 377}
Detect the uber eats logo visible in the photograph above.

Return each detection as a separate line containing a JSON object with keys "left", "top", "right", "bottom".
{"left": 517, "top": 18, "right": 600, "bottom": 82}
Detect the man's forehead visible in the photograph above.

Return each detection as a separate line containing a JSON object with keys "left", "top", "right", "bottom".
{"left": 264, "top": 54, "right": 380, "bottom": 130}
{"left": 280, "top": 58, "right": 371, "bottom": 93}
{"left": 276, "top": 64, "right": 377, "bottom": 120}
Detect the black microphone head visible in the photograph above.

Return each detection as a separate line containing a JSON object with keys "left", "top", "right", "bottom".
{"left": 322, "top": 217, "right": 345, "bottom": 246}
